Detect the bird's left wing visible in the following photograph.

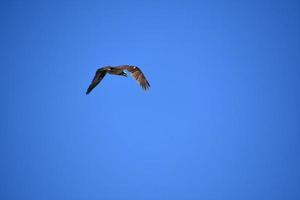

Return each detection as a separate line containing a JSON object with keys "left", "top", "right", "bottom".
{"left": 86, "top": 68, "right": 107, "bottom": 94}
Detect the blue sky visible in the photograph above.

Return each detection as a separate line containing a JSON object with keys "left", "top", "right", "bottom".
{"left": 0, "top": 0, "right": 300, "bottom": 199}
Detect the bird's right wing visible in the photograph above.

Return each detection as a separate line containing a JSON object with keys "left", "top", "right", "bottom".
{"left": 118, "top": 65, "right": 150, "bottom": 90}
{"left": 86, "top": 68, "right": 107, "bottom": 94}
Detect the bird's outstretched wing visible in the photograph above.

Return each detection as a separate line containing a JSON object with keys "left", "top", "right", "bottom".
{"left": 118, "top": 65, "right": 150, "bottom": 90}
{"left": 86, "top": 68, "right": 107, "bottom": 94}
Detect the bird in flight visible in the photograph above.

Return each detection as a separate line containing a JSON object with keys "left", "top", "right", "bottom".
{"left": 86, "top": 65, "right": 150, "bottom": 94}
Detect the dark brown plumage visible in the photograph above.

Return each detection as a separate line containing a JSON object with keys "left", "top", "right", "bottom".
{"left": 86, "top": 65, "right": 150, "bottom": 94}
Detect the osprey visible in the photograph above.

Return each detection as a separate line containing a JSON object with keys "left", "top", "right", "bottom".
{"left": 86, "top": 65, "right": 150, "bottom": 94}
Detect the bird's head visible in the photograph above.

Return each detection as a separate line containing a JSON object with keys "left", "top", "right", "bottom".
{"left": 121, "top": 71, "right": 128, "bottom": 77}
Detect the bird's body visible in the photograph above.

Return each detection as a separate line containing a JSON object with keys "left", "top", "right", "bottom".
{"left": 86, "top": 65, "right": 150, "bottom": 94}
{"left": 105, "top": 67, "right": 125, "bottom": 75}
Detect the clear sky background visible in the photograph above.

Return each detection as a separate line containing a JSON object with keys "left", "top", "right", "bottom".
{"left": 1, "top": 0, "right": 299, "bottom": 199}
